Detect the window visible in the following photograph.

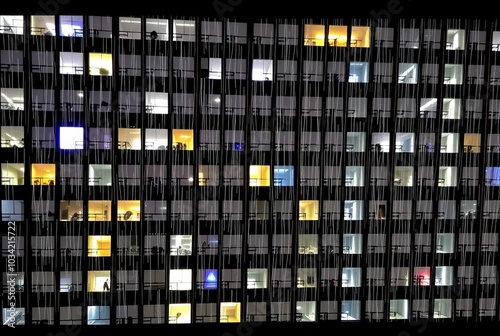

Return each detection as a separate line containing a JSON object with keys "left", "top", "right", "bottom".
{"left": 146, "top": 18, "right": 168, "bottom": 40}
{"left": 349, "top": 62, "right": 369, "bottom": 83}
{"left": 59, "top": 201, "right": 83, "bottom": 221}
{"left": 249, "top": 165, "right": 270, "bottom": 186}
{"left": 274, "top": 166, "right": 294, "bottom": 186}
{"left": 89, "top": 164, "right": 112, "bottom": 186}
{"left": 173, "top": 19, "right": 195, "bottom": 42}
{"left": 443, "top": 98, "right": 461, "bottom": 119}
{"left": 87, "top": 306, "right": 110, "bottom": 325}
{"left": 119, "top": 17, "right": 141, "bottom": 39}
{"left": 414, "top": 267, "right": 431, "bottom": 286}
{"left": 168, "top": 304, "right": 191, "bottom": 324}
{"left": 89, "top": 52, "right": 112, "bottom": 76}
{"left": 345, "top": 166, "right": 364, "bottom": 186}
{"left": 88, "top": 236, "right": 111, "bottom": 257}
{"left": 118, "top": 128, "right": 141, "bottom": 150}
{"left": 170, "top": 235, "right": 192, "bottom": 256}
{"left": 390, "top": 300, "right": 408, "bottom": 319}
{"left": 1, "top": 163, "right": 24, "bottom": 185}
{"left": 172, "top": 129, "right": 194, "bottom": 150}
{"left": 444, "top": 64, "right": 464, "bottom": 84}
{"left": 1, "top": 88, "right": 24, "bottom": 111}
{"left": 0, "top": 15, "right": 24, "bottom": 35}
{"left": 169, "top": 269, "right": 192, "bottom": 290}
{"left": 59, "top": 126, "right": 84, "bottom": 150}
{"left": 117, "top": 200, "right": 140, "bottom": 221}
{"left": 296, "top": 301, "right": 316, "bottom": 322}
{"left": 88, "top": 200, "right": 111, "bottom": 221}
{"left": 31, "top": 163, "right": 55, "bottom": 186}
{"left": 59, "top": 15, "right": 83, "bottom": 37}
{"left": 1, "top": 126, "right": 23, "bottom": 148}
{"left": 220, "top": 302, "right": 241, "bottom": 323}
{"left": 464, "top": 133, "right": 481, "bottom": 153}
{"left": 247, "top": 269, "right": 268, "bottom": 289}
{"left": 298, "top": 200, "right": 319, "bottom": 220}
{"left": 398, "top": 63, "right": 418, "bottom": 84}
{"left": 446, "top": 29, "right": 465, "bottom": 50}
{"left": 145, "top": 128, "right": 168, "bottom": 150}
{"left": 341, "top": 301, "right": 360, "bottom": 320}
{"left": 298, "top": 234, "right": 318, "bottom": 254}
{"left": 87, "top": 270, "right": 111, "bottom": 291}
{"left": 30, "top": 15, "right": 55, "bottom": 35}
{"left": 252, "top": 59, "right": 273, "bottom": 81}
{"left": 1, "top": 200, "right": 24, "bottom": 220}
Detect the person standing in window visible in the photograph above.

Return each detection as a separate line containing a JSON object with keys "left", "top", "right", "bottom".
{"left": 103, "top": 279, "right": 110, "bottom": 291}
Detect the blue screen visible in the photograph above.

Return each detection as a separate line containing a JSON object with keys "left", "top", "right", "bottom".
{"left": 204, "top": 270, "right": 218, "bottom": 289}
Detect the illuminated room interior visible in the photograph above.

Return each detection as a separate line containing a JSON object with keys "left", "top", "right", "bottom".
{"left": 118, "top": 128, "right": 141, "bottom": 150}
{"left": 88, "top": 52, "right": 113, "bottom": 76}
{"left": 59, "top": 200, "right": 84, "bottom": 221}
{"left": 464, "top": 133, "right": 481, "bottom": 153}
{"left": 299, "top": 200, "right": 319, "bottom": 220}
{"left": 88, "top": 200, "right": 111, "bottom": 221}
{"left": 168, "top": 304, "right": 191, "bottom": 324}
{"left": 31, "top": 163, "right": 56, "bottom": 185}
{"left": 220, "top": 302, "right": 241, "bottom": 323}
{"left": 87, "top": 270, "right": 111, "bottom": 292}
{"left": 117, "top": 200, "right": 140, "bottom": 221}
{"left": 88, "top": 235, "right": 111, "bottom": 257}
{"left": 172, "top": 129, "right": 194, "bottom": 150}
{"left": 303, "top": 24, "right": 369, "bottom": 47}
{"left": 1, "top": 163, "right": 25, "bottom": 185}
{"left": 249, "top": 165, "right": 270, "bottom": 186}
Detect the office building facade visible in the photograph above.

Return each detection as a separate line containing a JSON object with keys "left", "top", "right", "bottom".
{"left": 1, "top": 14, "right": 500, "bottom": 329}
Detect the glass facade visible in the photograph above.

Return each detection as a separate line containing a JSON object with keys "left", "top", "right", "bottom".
{"left": 1, "top": 15, "right": 500, "bottom": 328}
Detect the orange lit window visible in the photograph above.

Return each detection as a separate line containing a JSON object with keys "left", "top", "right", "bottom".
{"left": 88, "top": 200, "right": 111, "bottom": 221}
{"left": 88, "top": 235, "right": 111, "bottom": 257}
{"left": 464, "top": 133, "right": 481, "bottom": 153}
{"left": 172, "top": 129, "right": 194, "bottom": 151}
{"left": 117, "top": 200, "right": 140, "bottom": 221}
{"left": 31, "top": 163, "right": 56, "bottom": 185}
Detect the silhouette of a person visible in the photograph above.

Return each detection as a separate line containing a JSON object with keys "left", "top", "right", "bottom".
{"left": 103, "top": 279, "right": 110, "bottom": 291}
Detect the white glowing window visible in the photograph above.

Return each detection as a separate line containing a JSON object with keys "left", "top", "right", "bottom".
{"left": 60, "top": 127, "right": 84, "bottom": 150}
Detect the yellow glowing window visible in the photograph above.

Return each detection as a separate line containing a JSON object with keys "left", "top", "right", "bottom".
{"left": 117, "top": 200, "right": 140, "bottom": 221}
{"left": 299, "top": 200, "right": 319, "bottom": 220}
{"left": 350, "top": 26, "right": 370, "bottom": 48}
{"left": 172, "top": 129, "right": 194, "bottom": 151}
{"left": 304, "top": 24, "right": 327, "bottom": 46}
{"left": 88, "top": 200, "right": 111, "bottom": 221}
{"left": 89, "top": 52, "right": 112, "bottom": 76}
{"left": 249, "top": 165, "right": 270, "bottom": 186}
{"left": 220, "top": 302, "right": 241, "bottom": 323}
{"left": 31, "top": 163, "right": 56, "bottom": 185}
{"left": 88, "top": 235, "right": 111, "bottom": 257}
{"left": 88, "top": 270, "right": 111, "bottom": 292}
{"left": 169, "top": 303, "right": 191, "bottom": 324}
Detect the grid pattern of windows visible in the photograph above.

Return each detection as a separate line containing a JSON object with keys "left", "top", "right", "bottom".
{"left": 1, "top": 15, "right": 500, "bottom": 327}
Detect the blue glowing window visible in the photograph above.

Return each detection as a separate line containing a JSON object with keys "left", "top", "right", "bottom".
{"left": 204, "top": 269, "right": 218, "bottom": 289}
